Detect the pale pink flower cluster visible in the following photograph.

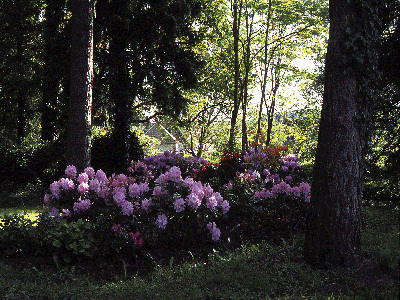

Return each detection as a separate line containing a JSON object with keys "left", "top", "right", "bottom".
{"left": 207, "top": 222, "right": 221, "bottom": 242}
{"left": 156, "top": 214, "right": 168, "bottom": 229}
{"left": 183, "top": 179, "right": 229, "bottom": 214}
{"left": 49, "top": 207, "right": 60, "bottom": 217}
{"left": 155, "top": 166, "right": 182, "bottom": 184}
{"left": 50, "top": 181, "right": 61, "bottom": 199}
{"left": 73, "top": 198, "right": 91, "bottom": 213}
{"left": 281, "top": 154, "right": 300, "bottom": 169}
{"left": 129, "top": 182, "right": 149, "bottom": 198}
{"left": 62, "top": 209, "right": 71, "bottom": 217}
{"left": 59, "top": 178, "right": 75, "bottom": 190}
{"left": 141, "top": 198, "right": 152, "bottom": 212}
{"left": 173, "top": 197, "right": 185, "bottom": 212}
{"left": 77, "top": 182, "right": 89, "bottom": 194}
{"left": 65, "top": 165, "right": 77, "bottom": 179}
{"left": 254, "top": 181, "right": 311, "bottom": 202}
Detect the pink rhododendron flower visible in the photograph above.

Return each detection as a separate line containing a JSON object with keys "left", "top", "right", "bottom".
{"left": 141, "top": 198, "right": 151, "bottom": 212}
{"left": 95, "top": 169, "right": 107, "bottom": 182}
{"left": 113, "top": 186, "right": 126, "bottom": 205}
{"left": 203, "top": 184, "right": 213, "bottom": 198}
{"left": 78, "top": 172, "right": 89, "bottom": 184}
{"left": 117, "top": 174, "right": 128, "bottom": 184}
{"left": 254, "top": 189, "right": 272, "bottom": 199}
{"left": 61, "top": 209, "right": 71, "bottom": 217}
{"left": 156, "top": 214, "right": 168, "bottom": 229}
{"left": 187, "top": 193, "right": 201, "bottom": 210}
{"left": 153, "top": 185, "right": 165, "bottom": 197}
{"left": 285, "top": 175, "right": 293, "bottom": 183}
{"left": 89, "top": 178, "right": 101, "bottom": 191}
{"left": 221, "top": 200, "right": 230, "bottom": 214}
{"left": 129, "top": 182, "right": 149, "bottom": 198}
{"left": 121, "top": 201, "right": 134, "bottom": 216}
{"left": 129, "top": 231, "right": 143, "bottom": 247}
{"left": 206, "top": 195, "right": 218, "bottom": 210}
{"left": 50, "top": 181, "right": 61, "bottom": 198}
{"left": 299, "top": 182, "right": 311, "bottom": 195}
{"left": 94, "top": 184, "right": 108, "bottom": 198}
{"left": 213, "top": 192, "right": 224, "bottom": 206}
{"left": 271, "top": 181, "right": 291, "bottom": 196}
{"left": 84, "top": 167, "right": 96, "bottom": 179}
{"left": 65, "top": 165, "right": 77, "bottom": 179}
{"left": 183, "top": 177, "right": 195, "bottom": 188}
{"left": 44, "top": 193, "right": 51, "bottom": 205}
{"left": 49, "top": 207, "right": 60, "bottom": 217}
{"left": 207, "top": 222, "right": 221, "bottom": 242}
{"left": 305, "top": 193, "right": 311, "bottom": 203}
{"left": 111, "top": 224, "right": 122, "bottom": 233}
{"left": 59, "top": 178, "right": 75, "bottom": 190}
{"left": 281, "top": 166, "right": 289, "bottom": 172}
{"left": 77, "top": 182, "right": 89, "bottom": 194}
{"left": 174, "top": 197, "right": 185, "bottom": 212}
{"left": 290, "top": 186, "right": 301, "bottom": 198}
{"left": 73, "top": 198, "right": 91, "bottom": 213}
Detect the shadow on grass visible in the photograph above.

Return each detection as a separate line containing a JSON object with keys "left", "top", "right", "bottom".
{"left": 0, "top": 205, "right": 398, "bottom": 300}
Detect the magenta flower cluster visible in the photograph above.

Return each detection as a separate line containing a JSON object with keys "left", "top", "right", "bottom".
{"left": 43, "top": 155, "right": 229, "bottom": 242}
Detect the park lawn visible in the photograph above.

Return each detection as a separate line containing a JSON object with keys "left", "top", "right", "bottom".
{"left": 0, "top": 205, "right": 398, "bottom": 299}
{"left": 0, "top": 207, "right": 41, "bottom": 228}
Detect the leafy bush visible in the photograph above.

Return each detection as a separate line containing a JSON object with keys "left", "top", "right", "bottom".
{"left": 0, "top": 214, "right": 40, "bottom": 255}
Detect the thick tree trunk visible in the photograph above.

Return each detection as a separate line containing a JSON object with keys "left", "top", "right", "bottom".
{"left": 108, "top": 0, "right": 134, "bottom": 173}
{"left": 66, "top": 0, "right": 94, "bottom": 172}
{"left": 304, "top": 0, "right": 379, "bottom": 266}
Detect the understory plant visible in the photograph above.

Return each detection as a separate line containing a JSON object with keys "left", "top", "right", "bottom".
{"left": 1, "top": 147, "right": 312, "bottom": 267}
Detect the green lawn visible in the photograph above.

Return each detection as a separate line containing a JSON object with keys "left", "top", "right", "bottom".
{"left": 0, "top": 206, "right": 398, "bottom": 300}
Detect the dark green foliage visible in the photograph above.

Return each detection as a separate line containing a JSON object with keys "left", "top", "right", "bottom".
{"left": 365, "top": 0, "right": 400, "bottom": 204}
{"left": 0, "top": 141, "right": 65, "bottom": 191}
{"left": 91, "top": 132, "right": 144, "bottom": 175}
{"left": 0, "top": 0, "right": 44, "bottom": 143}
{"left": 0, "top": 214, "right": 40, "bottom": 255}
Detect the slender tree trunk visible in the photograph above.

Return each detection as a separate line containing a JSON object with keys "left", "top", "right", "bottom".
{"left": 241, "top": 10, "right": 253, "bottom": 153}
{"left": 265, "top": 61, "right": 280, "bottom": 147}
{"left": 304, "top": 0, "right": 380, "bottom": 266}
{"left": 228, "top": 0, "right": 242, "bottom": 152}
{"left": 255, "top": 0, "right": 272, "bottom": 149}
{"left": 66, "top": 0, "right": 94, "bottom": 172}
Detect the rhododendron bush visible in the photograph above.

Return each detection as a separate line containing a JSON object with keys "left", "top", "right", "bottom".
{"left": 41, "top": 147, "right": 311, "bottom": 262}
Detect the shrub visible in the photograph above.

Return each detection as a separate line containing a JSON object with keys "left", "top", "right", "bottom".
{"left": 40, "top": 160, "right": 229, "bottom": 263}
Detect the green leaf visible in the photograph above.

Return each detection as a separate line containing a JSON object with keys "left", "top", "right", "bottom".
{"left": 52, "top": 240, "right": 62, "bottom": 248}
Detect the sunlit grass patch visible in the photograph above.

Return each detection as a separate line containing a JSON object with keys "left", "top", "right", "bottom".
{"left": 0, "top": 207, "right": 41, "bottom": 228}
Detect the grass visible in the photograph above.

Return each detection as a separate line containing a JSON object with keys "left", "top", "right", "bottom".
{"left": 0, "top": 204, "right": 398, "bottom": 299}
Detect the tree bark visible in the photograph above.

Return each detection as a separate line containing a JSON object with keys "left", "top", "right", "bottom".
{"left": 255, "top": 0, "right": 272, "bottom": 150}
{"left": 304, "top": 0, "right": 380, "bottom": 266}
{"left": 66, "top": 0, "right": 94, "bottom": 172}
{"left": 228, "top": 0, "right": 242, "bottom": 152}
{"left": 42, "top": 0, "right": 64, "bottom": 142}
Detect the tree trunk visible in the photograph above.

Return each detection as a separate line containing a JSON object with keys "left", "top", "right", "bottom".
{"left": 304, "top": 0, "right": 380, "bottom": 266}
{"left": 66, "top": 0, "right": 94, "bottom": 172}
{"left": 42, "top": 0, "right": 64, "bottom": 142}
{"left": 108, "top": 0, "right": 134, "bottom": 173}
{"left": 228, "top": 0, "right": 242, "bottom": 152}
{"left": 255, "top": 0, "right": 272, "bottom": 149}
